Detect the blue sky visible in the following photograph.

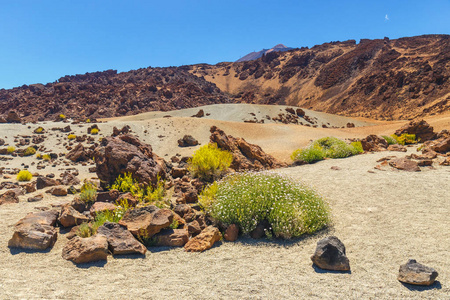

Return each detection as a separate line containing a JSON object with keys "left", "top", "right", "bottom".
{"left": 1, "top": 0, "right": 449, "bottom": 89}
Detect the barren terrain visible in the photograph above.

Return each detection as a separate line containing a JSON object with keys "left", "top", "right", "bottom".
{"left": 0, "top": 104, "right": 449, "bottom": 299}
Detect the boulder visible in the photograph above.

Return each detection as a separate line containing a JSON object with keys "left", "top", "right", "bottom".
{"left": 90, "top": 202, "right": 117, "bottom": 216}
{"left": 296, "top": 108, "right": 305, "bottom": 117}
{"left": 178, "top": 135, "right": 199, "bottom": 147}
{"left": 395, "top": 119, "right": 436, "bottom": 142}
{"left": 389, "top": 157, "right": 421, "bottom": 172}
{"left": 184, "top": 226, "right": 221, "bottom": 252}
{"left": 96, "top": 189, "right": 120, "bottom": 202}
{"left": 431, "top": 137, "right": 450, "bottom": 153}
{"left": 154, "top": 228, "right": 189, "bottom": 247}
{"left": 224, "top": 224, "right": 239, "bottom": 242}
{"left": 93, "top": 134, "right": 167, "bottom": 187}
{"left": 210, "top": 126, "right": 286, "bottom": 171}
{"left": 8, "top": 210, "right": 59, "bottom": 250}
{"left": 118, "top": 206, "right": 173, "bottom": 237}
{"left": 173, "top": 204, "right": 195, "bottom": 222}
{"left": 171, "top": 167, "right": 188, "bottom": 178}
{"left": 311, "top": 236, "right": 350, "bottom": 271}
{"left": 58, "top": 204, "right": 91, "bottom": 227}
{"left": 360, "top": 135, "right": 388, "bottom": 152}
{"left": 186, "top": 220, "right": 202, "bottom": 237}
{"left": 36, "top": 177, "right": 59, "bottom": 189}
{"left": 21, "top": 181, "right": 37, "bottom": 193}
{"left": 66, "top": 143, "right": 92, "bottom": 162}
{"left": 97, "top": 222, "right": 147, "bottom": 255}
{"left": 398, "top": 259, "right": 438, "bottom": 286}
{"left": 62, "top": 235, "right": 109, "bottom": 264}
{"left": 6, "top": 111, "right": 21, "bottom": 123}
{"left": 0, "top": 190, "right": 20, "bottom": 205}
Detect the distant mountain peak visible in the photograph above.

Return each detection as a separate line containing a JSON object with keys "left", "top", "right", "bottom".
{"left": 236, "top": 44, "right": 293, "bottom": 62}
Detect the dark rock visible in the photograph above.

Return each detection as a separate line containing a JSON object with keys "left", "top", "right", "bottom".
{"left": 311, "top": 236, "right": 350, "bottom": 271}
{"left": 224, "top": 224, "right": 239, "bottom": 242}
{"left": 66, "top": 143, "right": 92, "bottom": 162}
{"left": 6, "top": 111, "right": 21, "bottom": 123}
{"left": 395, "top": 119, "right": 436, "bottom": 142}
{"left": 36, "top": 177, "right": 59, "bottom": 189}
{"left": 177, "top": 135, "right": 199, "bottom": 147}
{"left": 27, "top": 194, "right": 44, "bottom": 202}
{"left": 250, "top": 220, "right": 270, "bottom": 239}
{"left": 398, "top": 259, "right": 438, "bottom": 286}
{"left": 360, "top": 135, "right": 388, "bottom": 152}
{"left": 192, "top": 109, "right": 204, "bottom": 118}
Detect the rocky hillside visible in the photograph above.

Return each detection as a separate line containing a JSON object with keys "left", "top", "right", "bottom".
{"left": 236, "top": 44, "right": 294, "bottom": 62}
{"left": 0, "top": 35, "right": 448, "bottom": 121}
{"left": 191, "top": 34, "right": 450, "bottom": 120}
{"left": 0, "top": 68, "right": 230, "bottom": 121}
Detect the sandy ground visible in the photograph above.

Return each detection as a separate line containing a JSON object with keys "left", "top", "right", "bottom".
{"left": 1, "top": 104, "right": 449, "bottom": 299}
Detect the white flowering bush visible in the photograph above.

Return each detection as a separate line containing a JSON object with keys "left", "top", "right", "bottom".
{"left": 200, "top": 172, "right": 330, "bottom": 239}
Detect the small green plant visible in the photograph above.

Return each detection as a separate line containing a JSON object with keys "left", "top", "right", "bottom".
{"left": 67, "top": 134, "right": 76, "bottom": 140}
{"left": 169, "top": 218, "right": 179, "bottom": 229}
{"left": 111, "top": 173, "right": 167, "bottom": 207}
{"left": 136, "top": 228, "right": 158, "bottom": 247}
{"left": 23, "top": 146, "right": 36, "bottom": 156}
{"left": 391, "top": 133, "right": 416, "bottom": 145}
{"left": 79, "top": 180, "right": 97, "bottom": 204}
{"left": 188, "top": 143, "right": 233, "bottom": 181}
{"left": 201, "top": 172, "right": 330, "bottom": 239}
{"left": 90, "top": 128, "right": 99, "bottom": 135}
{"left": 86, "top": 118, "right": 91, "bottom": 123}
{"left": 7, "top": 146, "right": 16, "bottom": 154}
{"left": 34, "top": 127, "right": 45, "bottom": 134}
{"left": 42, "top": 154, "right": 51, "bottom": 161}
{"left": 36, "top": 153, "right": 42, "bottom": 159}
{"left": 17, "top": 170, "right": 33, "bottom": 181}
{"left": 59, "top": 114, "right": 66, "bottom": 120}
{"left": 382, "top": 135, "right": 398, "bottom": 145}
{"left": 291, "top": 137, "right": 362, "bottom": 163}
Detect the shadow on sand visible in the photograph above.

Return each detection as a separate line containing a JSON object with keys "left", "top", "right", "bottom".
{"left": 401, "top": 281, "right": 442, "bottom": 291}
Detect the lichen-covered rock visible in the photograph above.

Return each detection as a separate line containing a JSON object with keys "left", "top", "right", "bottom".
{"left": 62, "top": 235, "right": 109, "bottom": 264}
{"left": 398, "top": 259, "right": 438, "bottom": 286}
{"left": 97, "top": 222, "right": 147, "bottom": 255}
{"left": 210, "top": 126, "right": 286, "bottom": 171}
{"left": 184, "top": 226, "right": 221, "bottom": 252}
{"left": 311, "top": 236, "right": 350, "bottom": 271}
{"left": 93, "top": 134, "right": 167, "bottom": 187}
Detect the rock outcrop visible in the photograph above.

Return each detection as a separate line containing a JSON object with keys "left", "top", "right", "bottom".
{"left": 395, "top": 119, "right": 436, "bottom": 142}
{"left": 94, "top": 134, "right": 167, "bottom": 187}
{"left": 210, "top": 126, "right": 286, "bottom": 171}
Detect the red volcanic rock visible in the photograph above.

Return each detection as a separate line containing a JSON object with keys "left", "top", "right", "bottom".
{"left": 118, "top": 206, "right": 173, "bottom": 237}
{"left": 210, "top": 126, "right": 287, "bottom": 171}
{"left": 184, "top": 226, "right": 221, "bottom": 252}
{"left": 395, "top": 119, "right": 436, "bottom": 141}
{"left": 360, "top": 135, "right": 388, "bottom": 152}
{"left": 62, "top": 235, "right": 109, "bottom": 264}
{"left": 66, "top": 143, "right": 93, "bottom": 162}
{"left": 96, "top": 222, "right": 147, "bottom": 255}
{"left": 93, "top": 134, "right": 167, "bottom": 187}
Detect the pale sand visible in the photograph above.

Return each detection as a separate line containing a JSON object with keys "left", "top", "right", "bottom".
{"left": 1, "top": 104, "right": 449, "bottom": 299}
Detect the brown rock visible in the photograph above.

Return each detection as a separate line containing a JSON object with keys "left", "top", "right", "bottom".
{"left": 296, "top": 108, "right": 305, "bottom": 117}
{"left": 387, "top": 144, "right": 407, "bottom": 152}
{"left": 90, "top": 202, "right": 117, "bottom": 216}
{"left": 66, "top": 143, "right": 92, "bottom": 162}
{"left": 431, "top": 137, "right": 450, "bottom": 153}
{"left": 21, "top": 181, "right": 37, "bottom": 193}
{"left": 36, "top": 177, "right": 59, "bottom": 189}
{"left": 47, "top": 186, "right": 68, "bottom": 196}
{"left": 389, "top": 157, "right": 421, "bottom": 172}
{"left": 62, "top": 235, "right": 109, "bottom": 264}
{"left": 398, "top": 259, "right": 438, "bottom": 286}
{"left": 417, "top": 159, "right": 433, "bottom": 167}
{"left": 8, "top": 210, "right": 59, "bottom": 250}
{"left": 118, "top": 206, "right": 173, "bottom": 237}
{"left": 6, "top": 111, "right": 21, "bottom": 123}
{"left": 60, "top": 172, "right": 81, "bottom": 186}
{"left": 96, "top": 222, "right": 147, "bottom": 255}
{"left": 184, "top": 226, "right": 221, "bottom": 252}
{"left": 311, "top": 236, "right": 350, "bottom": 271}
{"left": 58, "top": 204, "right": 91, "bottom": 227}
{"left": 27, "top": 194, "right": 44, "bottom": 202}
{"left": 93, "top": 134, "right": 167, "bottom": 188}
{"left": 395, "top": 119, "right": 436, "bottom": 142}
{"left": 173, "top": 204, "right": 195, "bottom": 222}
{"left": 210, "top": 126, "right": 286, "bottom": 171}
{"left": 192, "top": 109, "right": 204, "bottom": 118}
{"left": 178, "top": 135, "right": 199, "bottom": 147}
{"left": 154, "top": 228, "right": 189, "bottom": 247}
{"left": 224, "top": 224, "right": 239, "bottom": 242}
{"left": 360, "top": 135, "right": 388, "bottom": 152}
{"left": 0, "top": 190, "right": 20, "bottom": 205}
{"left": 96, "top": 189, "right": 120, "bottom": 203}
{"left": 171, "top": 167, "right": 188, "bottom": 178}
{"left": 186, "top": 220, "right": 202, "bottom": 237}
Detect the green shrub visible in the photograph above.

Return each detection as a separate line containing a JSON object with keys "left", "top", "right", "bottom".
{"left": 76, "top": 209, "right": 124, "bottom": 238}
{"left": 111, "top": 173, "right": 167, "bottom": 208}
{"left": 391, "top": 133, "right": 416, "bottom": 145}
{"left": 291, "top": 137, "right": 362, "bottom": 163}
{"left": 34, "top": 127, "right": 45, "bottom": 134}
{"left": 200, "top": 172, "right": 330, "bottom": 239}
{"left": 76, "top": 223, "right": 94, "bottom": 238}
{"left": 23, "top": 146, "right": 36, "bottom": 156}
{"left": 17, "top": 170, "right": 33, "bottom": 181}
{"left": 59, "top": 114, "right": 66, "bottom": 120}
{"left": 188, "top": 143, "right": 233, "bottom": 181}
{"left": 80, "top": 181, "right": 97, "bottom": 203}
{"left": 382, "top": 135, "right": 398, "bottom": 145}
{"left": 42, "top": 154, "right": 51, "bottom": 161}
{"left": 7, "top": 146, "right": 15, "bottom": 154}
{"left": 67, "top": 134, "right": 76, "bottom": 140}
{"left": 90, "top": 128, "right": 99, "bottom": 135}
